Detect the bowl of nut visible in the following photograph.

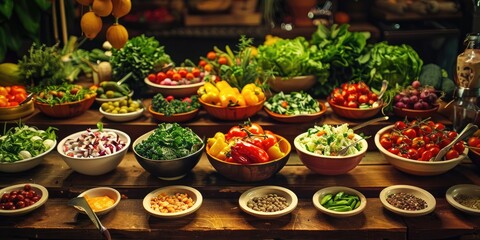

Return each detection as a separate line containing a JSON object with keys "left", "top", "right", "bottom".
{"left": 143, "top": 185, "right": 203, "bottom": 218}
{"left": 238, "top": 185, "right": 298, "bottom": 219}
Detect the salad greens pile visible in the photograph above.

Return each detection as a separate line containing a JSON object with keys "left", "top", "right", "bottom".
{"left": 296, "top": 124, "right": 362, "bottom": 156}
{"left": 0, "top": 124, "right": 57, "bottom": 162}
{"left": 151, "top": 94, "right": 200, "bottom": 116}
{"left": 134, "top": 123, "right": 203, "bottom": 160}
{"left": 264, "top": 91, "right": 321, "bottom": 115}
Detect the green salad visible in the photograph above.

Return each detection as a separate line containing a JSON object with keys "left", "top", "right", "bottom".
{"left": 264, "top": 91, "right": 320, "bottom": 115}
{"left": 296, "top": 124, "right": 361, "bottom": 156}
{"left": 134, "top": 123, "right": 203, "bottom": 160}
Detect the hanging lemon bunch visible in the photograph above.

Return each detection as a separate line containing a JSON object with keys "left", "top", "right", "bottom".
{"left": 77, "top": 0, "right": 131, "bottom": 49}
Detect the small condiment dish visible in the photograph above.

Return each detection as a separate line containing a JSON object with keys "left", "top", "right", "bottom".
{"left": 143, "top": 185, "right": 203, "bottom": 219}
{"left": 75, "top": 187, "right": 121, "bottom": 216}
{"left": 446, "top": 184, "right": 480, "bottom": 215}
{"left": 312, "top": 186, "right": 367, "bottom": 218}
{"left": 379, "top": 185, "right": 436, "bottom": 217}
{"left": 238, "top": 185, "right": 298, "bottom": 219}
{"left": 0, "top": 183, "right": 49, "bottom": 216}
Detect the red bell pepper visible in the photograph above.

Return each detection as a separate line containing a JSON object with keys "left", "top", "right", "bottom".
{"left": 231, "top": 141, "right": 270, "bottom": 164}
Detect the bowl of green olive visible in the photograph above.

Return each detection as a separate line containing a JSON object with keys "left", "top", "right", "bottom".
{"left": 99, "top": 99, "right": 145, "bottom": 122}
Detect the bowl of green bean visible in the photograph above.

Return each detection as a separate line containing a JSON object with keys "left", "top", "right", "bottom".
{"left": 312, "top": 186, "right": 367, "bottom": 218}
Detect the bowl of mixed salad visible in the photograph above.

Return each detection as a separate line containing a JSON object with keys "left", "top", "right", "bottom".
{"left": 57, "top": 124, "right": 131, "bottom": 176}
{"left": 148, "top": 93, "right": 200, "bottom": 123}
{"left": 264, "top": 91, "right": 327, "bottom": 123}
{"left": 0, "top": 124, "right": 57, "bottom": 173}
{"left": 294, "top": 124, "right": 368, "bottom": 175}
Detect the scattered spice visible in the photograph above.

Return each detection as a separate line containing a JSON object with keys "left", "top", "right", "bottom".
{"left": 247, "top": 193, "right": 289, "bottom": 212}
{"left": 453, "top": 194, "right": 480, "bottom": 210}
{"left": 386, "top": 192, "right": 428, "bottom": 211}
{"left": 150, "top": 192, "right": 194, "bottom": 213}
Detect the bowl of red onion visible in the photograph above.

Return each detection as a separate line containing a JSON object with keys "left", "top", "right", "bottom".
{"left": 57, "top": 127, "right": 131, "bottom": 175}
{"left": 392, "top": 81, "right": 440, "bottom": 119}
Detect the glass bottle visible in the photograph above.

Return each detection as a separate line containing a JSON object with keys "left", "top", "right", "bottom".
{"left": 453, "top": 33, "right": 480, "bottom": 131}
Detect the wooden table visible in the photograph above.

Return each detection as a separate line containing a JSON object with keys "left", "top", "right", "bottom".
{"left": 1, "top": 107, "right": 479, "bottom": 240}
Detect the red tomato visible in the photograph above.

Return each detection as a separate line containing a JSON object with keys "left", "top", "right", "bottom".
{"left": 147, "top": 73, "right": 156, "bottom": 82}
{"left": 429, "top": 146, "right": 440, "bottom": 156}
{"left": 434, "top": 123, "right": 445, "bottom": 131}
{"left": 420, "top": 150, "right": 433, "bottom": 161}
{"left": 198, "top": 60, "right": 207, "bottom": 67}
{"left": 368, "top": 92, "right": 378, "bottom": 101}
{"left": 172, "top": 73, "right": 182, "bottom": 81}
{"left": 347, "top": 101, "right": 358, "bottom": 108}
{"left": 177, "top": 68, "right": 188, "bottom": 78}
{"left": 411, "top": 136, "right": 425, "bottom": 148}
{"left": 186, "top": 72, "right": 195, "bottom": 80}
{"left": 403, "top": 128, "right": 417, "bottom": 139}
{"left": 332, "top": 92, "right": 344, "bottom": 105}
{"left": 14, "top": 92, "right": 27, "bottom": 103}
{"left": 445, "top": 149, "right": 460, "bottom": 160}
{"left": 388, "top": 147, "right": 400, "bottom": 155}
{"left": 156, "top": 72, "right": 166, "bottom": 82}
{"left": 191, "top": 68, "right": 201, "bottom": 77}
{"left": 453, "top": 141, "right": 465, "bottom": 154}
{"left": 446, "top": 131, "right": 458, "bottom": 140}
{"left": 244, "top": 122, "right": 264, "bottom": 134}
{"left": 207, "top": 51, "right": 217, "bottom": 60}
{"left": 407, "top": 148, "right": 418, "bottom": 159}
{"left": 420, "top": 125, "right": 433, "bottom": 135}
{"left": 347, "top": 93, "right": 358, "bottom": 103}
{"left": 218, "top": 57, "right": 228, "bottom": 65}
{"left": 166, "top": 70, "right": 175, "bottom": 79}
{"left": 356, "top": 82, "right": 369, "bottom": 94}
{"left": 10, "top": 86, "right": 26, "bottom": 95}
{"left": 380, "top": 137, "right": 393, "bottom": 149}
{"left": 358, "top": 95, "right": 369, "bottom": 104}
{"left": 394, "top": 121, "right": 407, "bottom": 130}
{"left": 347, "top": 85, "right": 357, "bottom": 95}
{"left": 468, "top": 137, "right": 480, "bottom": 147}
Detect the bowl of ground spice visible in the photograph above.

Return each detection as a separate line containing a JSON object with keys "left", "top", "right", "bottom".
{"left": 379, "top": 185, "right": 436, "bottom": 217}
{"left": 238, "top": 186, "right": 298, "bottom": 219}
{"left": 446, "top": 184, "right": 480, "bottom": 215}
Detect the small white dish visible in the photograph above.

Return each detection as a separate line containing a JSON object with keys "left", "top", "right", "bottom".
{"left": 312, "top": 186, "right": 367, "bottom": 218}
{"left": 143, "top": 185, "right": 202, "bottom": 219}
{"left": 0, "top": 183, "right": 49, "bottom": 216}
{"left": 239, "top": 185, "right": 298, "bottom": 219}
{"left": 95, "top": 90, "right": 134, "bottom": 104}
{"left": 99, "top": 106, "right": 144, "bottom": 122}
{"left": 446, "top": 184, "right": 480, "bottom": 215}
{"left": 75, "top": 187, "right": 121, "bottom": 216}
{"left": 379, "top": 185, "right": 436, "bottom": 217}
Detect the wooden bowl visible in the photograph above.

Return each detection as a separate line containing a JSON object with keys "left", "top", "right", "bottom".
{"left": 264, "top": 101, "right": 327, "bottom": 123}
{"left": 199, "top": 98, "right": 265, "bottom": 121}
{"left": 268, "top": 75, "right": 316, "bottom": 93}
{"left": 148, "top": 105, "right": 199, "bottom": 123}
{"left": 328, "top": 98, "right": 383, "bottom": 120}
{"left": 393, "top": 105, "right": 439, "bottom": 120}
{"left": 0, "top": 99, "right": 35, "bottom": 121}
{"left": 34, "top": 95, "right": 96, "bottom": 118}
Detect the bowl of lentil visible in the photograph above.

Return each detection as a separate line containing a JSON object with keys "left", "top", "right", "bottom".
{"left": 238, "top": 186, "right": 298, "bottom": 219}
{"left": 143, "top": 185, "right": 203, "bottom": 219}
{"left": 74, "top": 187, "right": 121, "bottom": 216}
{"left": 446, "top": 184, "right": 480, "bottom": 215}
{"left": 312, "top": 186, "right": 367, "bottom": 218}
{"left": 379, "top": 185, "right": 436, "bottom": 217}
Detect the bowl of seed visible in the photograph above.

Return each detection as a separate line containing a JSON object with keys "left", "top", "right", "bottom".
{"left": 379, "top": 185, "right": 436, "bottom": 217}
{"left": 446, "top": 184, "right": 480, "bottom": 215}
{"left": 238, "top": 185, "right": 298, "bottom": 219}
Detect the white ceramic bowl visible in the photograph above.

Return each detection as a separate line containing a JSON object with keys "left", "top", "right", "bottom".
{"left": 0, "top": 140, "right": 57, "bottom": 173}
{"left": 75, "top": 187, "right": 121, "bottom": 215}
{"left": 238, "top": 186, "right": 298, "bottom": 219}
{"left": 95, "top": 91, "right": 134, "bottom": 104}
{"left": 446, "top": 184, "right": 480, "bottom": 215}
{"left": 375, "top": 125, "right": 467, "bottom": 176}
{"left": 294, "top": 132, "right": 368, "bottom": 175}
{"left": 379, "top": 185, "right": 436, "bottom": 217}
{"left": 0, "top": 183, "right": 49, "bottom": 216}
{"left": 99, "top": 106, "right": 145, "bottom": 122}
{"left": 145, "top": 78, "right": 205, "bottom": 98}
{"left": 143, "top": 185, "right": 203, "bottom": 218}
{"left": 57, "top": 128, "right": 131, "bottom": 175}
{"left": 312, "top": 186, "right": 367, "bottom": 218}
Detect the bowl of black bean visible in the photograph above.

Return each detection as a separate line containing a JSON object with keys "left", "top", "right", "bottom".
{"left": 238, "top": 186, "right": 298, "bottom": 219}
{"left": 379, "top": 185, "right": 436, "bottom": 217}
{"left": 312, "top": 186, "right": 367, "bottom": 218}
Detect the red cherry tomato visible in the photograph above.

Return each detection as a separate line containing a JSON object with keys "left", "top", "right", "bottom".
{"left": 420, "top": 150, "right": 433, "bottom": 161}
{"left": 380, "top": 137, "right": 393, "bottom": 149}
{"left": 394, "top": 121, "right": 407, "bottom": 130}
{"left": 445, "top": 149, "right": 460, "bottom": 160}
{"left": 453, "top": 141, "right": 465, "bottom": 154}
{"left": 468, "top": 136, "right": 480, "bottom": 148}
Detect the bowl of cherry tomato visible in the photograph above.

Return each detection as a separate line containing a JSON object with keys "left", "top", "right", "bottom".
{"left": 375, "top": 120, "right": 468, "bottom": 176}
{"left": 0, "top": 85, "right": 34, "bottom": 121}
{"left": 467, "top": 135, "right": 480, "bottom": 169}
{"left": 328, "top": 82, "right": 384, "bottom": 120}
{"left": 145, "top": 67, "right": 206, "bottom": 98}
{"left": 205, "top": 122, "right": 291, "bottom": 182}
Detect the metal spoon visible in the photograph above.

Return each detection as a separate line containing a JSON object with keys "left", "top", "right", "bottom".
{"left": 352, "top": 116, "right": 389, "bottom": 131}
{"left": 336, "top": 135, "right": 371, "bottom": 156}
{"left": 432, "top": 123, "right": 478, "bottom": 162}
{"left": 68, "top": 197, "right": 112, "bottom": 240}
{"left": 377, "top": 80, "right": 388, "bottom": 100}
{"left": 19, "top": 92, "right": 34, "bottom": 105}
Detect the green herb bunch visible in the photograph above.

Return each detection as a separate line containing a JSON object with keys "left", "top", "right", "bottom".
{"left": 151, "top": 94, "right": 200, "bottom": 116}
{"left": 18, "top": 43, "right": 66, "bottom": 87}
{"left": 110, "top": 35, "right": 172, "bottom": 95}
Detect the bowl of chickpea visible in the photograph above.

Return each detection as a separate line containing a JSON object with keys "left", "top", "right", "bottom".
{"left": 142, "top": 185, "right": 203, "bottom": 219}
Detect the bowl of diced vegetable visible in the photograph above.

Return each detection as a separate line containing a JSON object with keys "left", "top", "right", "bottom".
{"left": 0, "top": 124, "right": 57, "bottom": 173}
{"left": 294, "top": 124, "right": 368, "bottom": 175}
{"left": 312, "top": 186, "right": 367, "bottom": 218}
{"left": 264, "top": 91, "right": 327, "bottom": 123}
{"left": 133, "top": 123, "right": 205, "bottom": 180}
{"left": 145, "top": 67, "right": 206, "bottom": 98}
{"left": 57, "top": 126, "right": 131, "bottom": 176}
{"left": 148, "top": 93, "right": 200, "bottom": 122}
{"left": 34, "top": 84, "right": 96, "bottom": 118}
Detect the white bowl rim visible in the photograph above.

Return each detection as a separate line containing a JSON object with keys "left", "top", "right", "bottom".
{"left": 0, "top": 139, "right": 57, "bottom": 165}
{"left": 312, "top": 186, "right": 367, "bottom": 217}
{"left": 238, "top": 185, "right": 298, "bottom": 218}
{"left": 0, "top": 183, "right": 49, "bottom": 216}
{"left": 75, "top": 187, "right": 121, "bottom": 214}
{"left": 379, "top": 184, "right": 436, "bottom": 217}
{"left": 57, "top": 128, "right": 131, "bottom": 160}
{"left": 294, "top": 132, "right": 368, "bottom": 159}
{"left": 142, "top": 185, "right": 203, "bottom": 218}
{"left": 375, "top": 125, "right": 467, "bottom": 165}
{"left": 132, "top": 129, "right": 205, "bottom": 162}
{"left": 144, "top": 77, "right": 205, "bottom": 89}
{"left": 445, "top": 184, "right": 480, "bottom": 215}
{"left": 95, "top": 91, "right": 134, "bottom": 102}
{"left": 99, "top": 105, "right": 145, "bottom": 117}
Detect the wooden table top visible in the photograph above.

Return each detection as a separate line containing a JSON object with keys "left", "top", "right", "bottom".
{"left": 1, "top": 107, "right": 479, "bottom": 240}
